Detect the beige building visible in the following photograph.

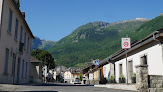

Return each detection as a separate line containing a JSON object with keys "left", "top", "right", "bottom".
{"left": 64, "top": 67, "right": 83, "bottom": 83}
{"left": 0, "top": 0, "right": 34, "bottom": 84}
{"left": 30, "top": 57, "right": 42, "bottom": 83}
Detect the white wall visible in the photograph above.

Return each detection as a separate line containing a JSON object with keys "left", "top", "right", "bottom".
{"left": 103, "top": 63, "right": 114, "bottom": 80}
{"left": 115, "top": 43, "right": 163, "bottom": 83}
{"left": 103, "top": 64, "right": 110, "bottom": 79}
{"left": 89, "top": 73, "right": 93, "bottom": 80}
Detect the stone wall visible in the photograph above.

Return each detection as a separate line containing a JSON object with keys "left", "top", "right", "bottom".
{"left": 136, "top": 65, "right": 163, "bottom": 92}
{"left": 148, "top": 88, "right": 163, "bottom": 92}
{"left": 86, "top": 80, "right": 99, "bottom": 85}
{"left": 148, "top": 75, "right": 163, "bottom": 88}
{"left": 135, "top": 65, "right": 148, "bottom": 92}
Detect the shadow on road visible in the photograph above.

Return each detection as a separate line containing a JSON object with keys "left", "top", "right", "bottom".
{"left": 32, "top": 83, "right": 94, "bottom": 87}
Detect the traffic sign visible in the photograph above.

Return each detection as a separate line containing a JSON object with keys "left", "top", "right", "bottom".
{"left": 94, "top": 60, "right": 99, "bottom": 65}
{"left": 121, "top": 38, "right": 131, "bottom": 49}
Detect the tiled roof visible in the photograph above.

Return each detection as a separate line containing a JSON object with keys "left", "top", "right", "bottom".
{"left": 30, "top": 56, "right": 41, "bottom": 63}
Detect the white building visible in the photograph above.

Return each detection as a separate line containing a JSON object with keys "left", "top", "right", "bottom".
{"left": 103, "top": 63, "right": 114, "bottom": 80}
{"left": 0, "top": 0, "right": 34, "bottom": 84}
{"left": 102, "top": 29, "right": 163, "bottom": 83}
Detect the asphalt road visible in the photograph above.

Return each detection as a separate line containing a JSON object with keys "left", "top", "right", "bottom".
{"left": 0, "top": 83, "right": 137, "bottom": 92}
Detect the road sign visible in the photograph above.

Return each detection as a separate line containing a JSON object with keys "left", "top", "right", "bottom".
{"left": 94, "top": 60, "right": 99, "bottom": 65}
{"left": 121, "top": 38, "right": 131, "bottom": 49}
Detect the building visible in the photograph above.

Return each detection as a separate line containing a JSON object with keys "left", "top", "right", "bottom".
{"left": 0, "top": 0, "right": 34, "bottom": 84}
{"left": 54, "top": 65, "right": 67, "bottom": 82}
{"left": 112, "top": 29, "right": 163, "bottom": 83}
{"left": 82, "top": 60, "right": 103, "bottom": 85}
{"left": 29, "top": 56, "right": 42, "bottom": 83}
{"left": 55, "top": 65, "right": 67, "bottom": 75}
{"left": 102, "top": 29, "right": 163, "bottom": 84}
{"left": 42, "top": 66, "right": 48, "bottom": 82}
{"left": 49, "top": 69, "right": 56, "bottom": 81}
{"left": 82, "top": 29, "right": 163, "bottom": 88}
{"left": 64, "top": 67, "right": 83, "bottom": 83}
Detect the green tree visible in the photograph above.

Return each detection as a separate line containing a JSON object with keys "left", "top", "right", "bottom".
{"left": 79, "top": 74, "right": 83, "bottom": 81}
{"left": 31, "top": 49, "right": 55, "bottom": 69}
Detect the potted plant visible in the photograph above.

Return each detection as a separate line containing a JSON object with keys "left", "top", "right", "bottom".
{"left": 119, "top": 75, "right": 125, "bottom": 83}
{"left": 131, "top": 73, "right": 136, "bottom": 83}
{"left": 99, "top": 77, "right": 108, "bottom": 84}
{"left": 109, "top": 75, "right": 115, "bottom": 83}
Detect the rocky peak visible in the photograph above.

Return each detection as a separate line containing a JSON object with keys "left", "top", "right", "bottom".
{"left": 111, "top": 18, "right": 150, "bottom": 25}
{"left": 160, "top": 13, "right": 163, "bottom": 16}
{"left": 90, "top": 21, "right": 110, "bottom": 27}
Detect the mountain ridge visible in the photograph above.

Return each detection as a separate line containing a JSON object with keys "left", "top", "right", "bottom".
{"left": 48, "top": 18, "right": 151, "bottom": 67}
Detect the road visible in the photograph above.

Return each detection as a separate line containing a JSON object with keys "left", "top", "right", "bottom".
{"left": 0, "top": 83, "right": 137, "bottom": 92}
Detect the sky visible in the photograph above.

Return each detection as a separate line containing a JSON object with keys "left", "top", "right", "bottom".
{"left": 20, "top": 0, "right": 163, "bottom": 41}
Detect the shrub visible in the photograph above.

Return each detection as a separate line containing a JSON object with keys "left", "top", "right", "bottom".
{"left": 99, "top": 77, "right": 108, "bottom": 84}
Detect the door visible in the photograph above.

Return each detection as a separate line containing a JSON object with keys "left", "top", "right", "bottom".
{"left": 128, "top": 60, "right": 133, "bottom": 83}
{"left": 12, "top": 53, "right": 16, "bottom": 84}
{"left": 17, "top": 58, "right": 21, "bottom": 84}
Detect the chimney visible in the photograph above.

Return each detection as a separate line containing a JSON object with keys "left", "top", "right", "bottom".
{"left": 21, "top": 12, "right": 25, "bottom": 18}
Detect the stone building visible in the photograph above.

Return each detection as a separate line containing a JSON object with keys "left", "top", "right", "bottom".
{"left": 0, "top": 0, "right": 34, "bottom": 84}
{"left": 29, "top": 56, "right": 42, "bottom": 83}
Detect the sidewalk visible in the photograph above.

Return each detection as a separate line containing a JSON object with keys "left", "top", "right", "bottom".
{"left": 0, "top": 83, "right": 42, "bottom": 91}
{"left": 94, "top": 84, "right": 138, "bottom": 91}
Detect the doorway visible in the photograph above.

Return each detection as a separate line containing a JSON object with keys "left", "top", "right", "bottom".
{"left": 128, "top": 60, "right": 133, "bottom": 83}
{"left": 16, "top": 58, "right": 21, "bottom": 84}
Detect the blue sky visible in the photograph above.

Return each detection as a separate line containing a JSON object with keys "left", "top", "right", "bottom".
{"left": 20, "top": 0, "right": 163, "bottom": 41}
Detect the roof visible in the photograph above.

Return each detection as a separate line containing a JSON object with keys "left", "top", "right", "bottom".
{"left": 67, "top": 67, "right": 83, "bottom": 74}
{"left": 30, "top": 56, "right": 41, "bottom": 63}
{"left": 10, "top": 0, "right": 34, "bottom": 38}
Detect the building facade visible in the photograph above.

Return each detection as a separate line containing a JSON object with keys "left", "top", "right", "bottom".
{"left": 102, "top": 29, "right": 163, "bottom": 84}
{"left": 0, "top": 0, "right": 34, "bottom": 84}
{"left": 82, "top": 29, "right": 163, "bottom": 87}
{"left": 64, "top": 67, "right": 83, "bottom": 83}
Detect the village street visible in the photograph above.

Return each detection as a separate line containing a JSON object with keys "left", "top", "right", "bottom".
{"left": 0, "top": 83, "right": 137, "bottom": 92}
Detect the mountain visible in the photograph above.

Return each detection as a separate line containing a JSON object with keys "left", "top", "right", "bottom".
{"left": 48, "top": 18, "right": 152, "bottom": 67}
{"left": 32, "top": 37, "right": 56, "bottom": 50}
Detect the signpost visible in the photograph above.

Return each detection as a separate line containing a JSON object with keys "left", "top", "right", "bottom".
{"left": 121, "top": 38, "right": 131, "bottom": 49}
{"left": 121, "top": 38, "right": 131, "bottom": 84}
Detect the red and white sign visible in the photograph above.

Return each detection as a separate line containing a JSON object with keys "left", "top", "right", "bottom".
{"left": 121, "top": 38, "right": 131, "bottom": 49}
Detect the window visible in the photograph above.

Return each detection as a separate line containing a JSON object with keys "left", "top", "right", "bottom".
{"left": 25, "top": 62, "right": 28, "bottom": 79}
{"left": 141, "top": 55, "right": 147, "bottom": 65}
{"left": 20, "top": 26, "right": 23, "bottom": 42}
{"left": 24, "top": 32, "right": 26, "bottom": 48}
{"left": 19, "top": 27, "right": 23, "bottom": 53}
{"left": 12, "top": 53, "right": 16, "bottom": 75}
{"left": 22, "top": 60, "right": 24, "bottom": 78}
{"left": 119, "top": 64, "right": 123, "bottom": 76}
{"left": 4, "top": 48, "right": 9, "bottom": 74}
{"left": 14, "top": 19, "right": 19, "bottom": 39}
{"left": 27, "top": 37, "right": 29, "bottom": 52}
{"left": 8, "top": 9, "right": 13, "bottom": 32}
